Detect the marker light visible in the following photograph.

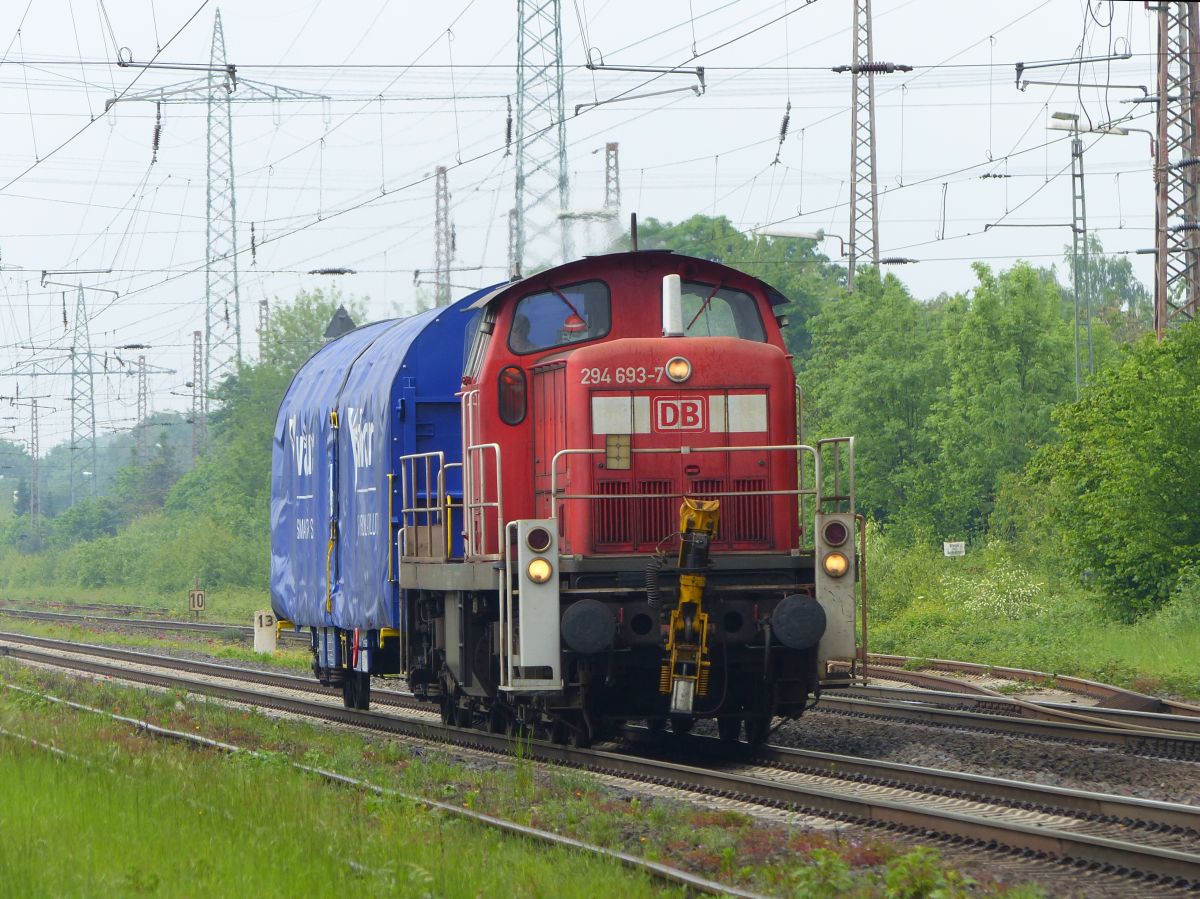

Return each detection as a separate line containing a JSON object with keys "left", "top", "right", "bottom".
{"left": 822, "top": 520, "right": 849, "bottom": 547}
{"left": 665, "top": 356, "right": 692, "bottom": 383}
{"left": 822, "top": 551, "right": 849, "bottom": 578}
{"left": 526, "top": 526, "right": 553, "bottom": 552}
{"left": 527, "top": 557, "right": 554, "bottom": 584}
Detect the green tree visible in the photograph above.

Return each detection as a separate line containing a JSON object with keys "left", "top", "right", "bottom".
{"left": 1030, "top": 322, "right": 1200, "bottom": 617}
{"left": 799, "top": 273, "right": 946, "bottom": 522}
{"left": 924, "top": 262, "right": 1074, "bottom": 537}
{"left": 1063, "top": 234, "right": 1153, "bottom": 345}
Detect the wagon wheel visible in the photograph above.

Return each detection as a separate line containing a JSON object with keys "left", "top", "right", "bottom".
{"left": 744, "top": 715, "right": 771, "bottom": 746}
{"left": 717, "top": 716, "right": 741, "bottom": 742}
{"left": 669, "top": 715, "right": 694, "bottom": 735}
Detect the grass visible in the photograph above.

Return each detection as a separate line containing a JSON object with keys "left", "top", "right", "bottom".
{"left": 0, "top": 713, "right": 666, "bottom": 897}
{"left": 0, "top": 584, "right": 267, "bottom": 624}
{"left": 0, "top": 617, "right": 314, "bottom": 673}
{"left": 867, "top": 531, "right": 1200, "bottom": 699}
{"left": 0, "top": 663, "right": 1042, "bottom": 898}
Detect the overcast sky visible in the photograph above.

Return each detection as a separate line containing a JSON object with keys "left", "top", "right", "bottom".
{"left": 0, "top": 0, "right": 1160, "bottom": 450}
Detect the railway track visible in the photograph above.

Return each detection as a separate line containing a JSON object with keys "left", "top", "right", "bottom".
{"left": 0, "top": 606, "right": 309, "bottom": 644}
{"left": 2, "top": 631, "right": 1198, "bottom": 890}
{"left": 843, "top": 683, "right": 1200, "bottom": 737}
{"left": 862, "top": 654, "right": 1200, "bottom": 718}
{"left": 814, "top": 693, "right": 1200, "bottom": 760}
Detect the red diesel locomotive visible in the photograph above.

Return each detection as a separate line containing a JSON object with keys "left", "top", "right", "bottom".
{"left": 272, "top": 247, "right": 859, "bottom": 746}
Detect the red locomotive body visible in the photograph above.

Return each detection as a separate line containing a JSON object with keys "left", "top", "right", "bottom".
{"left": 461, "top": 252, "right": 800, "bottom": 555}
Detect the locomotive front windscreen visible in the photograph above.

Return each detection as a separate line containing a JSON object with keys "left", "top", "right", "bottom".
{"left": 680, "top": 283, "right": 766, "bottom": 341}
{"left": 508, "top": 280, "right": 611, "bottom": 354}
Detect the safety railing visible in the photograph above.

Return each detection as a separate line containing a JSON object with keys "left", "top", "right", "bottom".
{"left": 799, "top": 436, "right": 856, "bottom": 548}
{"left": 397, "top": 451, "right": 449, "bottom": 561}
{"left": 465, "top": 442, "right": 504, "bottom": 560}
{"left": 549, "top": 439, "right": 849, "bottom": 549}
{"left": 549, "top": 443, "right": 838, "bottom": 551}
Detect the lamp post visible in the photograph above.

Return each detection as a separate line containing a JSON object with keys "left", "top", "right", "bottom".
{"left": 753, "top": 227, "right": 848, "bottom": 257}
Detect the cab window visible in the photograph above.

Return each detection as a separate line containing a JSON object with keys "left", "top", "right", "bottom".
{"left": 681, "top": 282, "right": 766, "bottom": 341}
{"left": 508, "top": 280, "right": 611, "bottom": 354}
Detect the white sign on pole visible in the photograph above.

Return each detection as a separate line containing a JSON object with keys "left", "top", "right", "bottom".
{"left": 943, "top": 541, "right": 966, "bottom": 557}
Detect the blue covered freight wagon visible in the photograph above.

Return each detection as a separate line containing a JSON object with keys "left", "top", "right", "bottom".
{"left": 270, "top": 291, "right": 487, "bottom": 637}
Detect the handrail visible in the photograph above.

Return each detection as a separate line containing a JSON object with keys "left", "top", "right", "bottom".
{"left": 548, "top": 443, "right": 832, "bottom": 551}
{"left": 499, "top": 522, "right": 517, "bottom": 688}
{"left": 465, "top": 442, "right": 504, "bottom": 560}
{"left": 397, "top": 450, "right": 447, "bottom": 561}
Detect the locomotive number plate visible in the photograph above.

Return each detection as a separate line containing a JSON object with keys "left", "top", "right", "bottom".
{"left": 579, "top": 366, "right": 664, "bottom": 385}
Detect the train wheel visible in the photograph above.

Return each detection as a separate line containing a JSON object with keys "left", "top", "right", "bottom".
{"left": 456, "top": 703, "right": 474, "bottom": 729}
{"left": 717, "top": 717, "right": 741, "bottom": 742}
{"left": 487, "top": 703, "right": 506, "bottom": 734}
{"left": 744, "top": 715, "right": 771, "bottom": 746}
{"left": 567, "top": 723, "right": 591, "bottom": 749}
{"left": 440, "top": 691, "right": 456, "bottom": 726}
{"left": 549, "top": 718, "right": 569, "bottom": 745}
{"left": 646, "top": 717, "right": 666, "bottom": 734}
{"left": 669, "top": 715, "right": 694, "bottom": 735}
{"left": 353, "top": 672, "right": 371, "bottom": 711}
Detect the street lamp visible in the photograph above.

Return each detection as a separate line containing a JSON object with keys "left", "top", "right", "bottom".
{"left": 753, "top": 227, "right": 848, "bottom": 257}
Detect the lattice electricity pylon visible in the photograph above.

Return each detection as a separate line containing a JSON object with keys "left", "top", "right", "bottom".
{"left": 29, "top": 398, "right": 40, "bottom": 529}
{"left": 105, "top": 9, "right": 328, "bottom": 397}
{"left": 515, "top": 0, "right": 572, "bottom": 272}
{"left": 848, "top": 0, "right": 879, "bottom": 283}
{"left": 434, "top": 166, "right": 452, "bottom": 306}
{"left": 137, "top": 355, "right": 148, "bottom": 460}
{"left": 1069, "top": 132, "right": 1092, "bottom": 394}
{"left": 507, "top": 207, "right": 520, "bottom": 280}
{"left": 604, "top": 142, "right": 620, "bottom": 214}
{"left": 1154, "top": 2, "right": 1200, "bottom": 337}
{"left": 69, "top": 285, "right": 98, "bottom": 506}
{"left": 192, "top": 330, "right": 205, "bottom": 458}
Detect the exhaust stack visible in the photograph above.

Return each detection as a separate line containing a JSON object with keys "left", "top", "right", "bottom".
{"left": 662, "top": 274, "right": 683, "bottom": 337}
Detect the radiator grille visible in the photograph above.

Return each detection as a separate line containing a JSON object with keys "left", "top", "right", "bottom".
{"left": 593, "top": 480, "right": 632, "bottom": 545}
{"left": 638, "top": 479, "right": 675, "bottom": 546}
{"left": 592, "top": 477, "right": 772, "bottom": 547}
{"left": 730, "top": 478, "right": 770, "bottom": 543}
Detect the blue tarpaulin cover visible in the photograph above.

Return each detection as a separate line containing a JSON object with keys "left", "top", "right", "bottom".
{"left": 270, "top": 290, "right": 490, "bottom": 629}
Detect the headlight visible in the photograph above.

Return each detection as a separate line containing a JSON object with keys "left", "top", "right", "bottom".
{"left": 527, "top": 557, "right": 553, "bottom": 584}
{"left": 821, "top": 551, "right": 849, "bottom": 578}
{"left": 665, "top": 356, "right": 692, "bottom": 383}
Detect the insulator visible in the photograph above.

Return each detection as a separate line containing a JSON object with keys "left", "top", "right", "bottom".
{"left": 505, "top": 95, "right": 512, "bottom": 156}
{"left": 778, "top": 101, "right": 791, "bottom": 142}
{"left": 833, "top": 62, "right": 912, "bottom": 74}
{"left": 151, "top": 102, "right": 162, "bottom": 164}
{"left": 250, "top": 222, "right": 257, "bottom": 265}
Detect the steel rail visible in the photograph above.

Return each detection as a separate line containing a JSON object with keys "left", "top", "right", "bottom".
{"left": 0, "top": 608, "right": 308, "bottom": 643}
{"left": 816, "top": 694, "right": 1200, "bottom": 759}
{"left": 1, "top": 686, "right": 760, "bottom": 899}
{"left": 865, "top": 653, "right": 1200, "bottom": 718}
{"left": 844, "top": 683, "right": 1200, "bottom": 737}
{"left": 3, "top": 639, "right": 1198, "bottom": 887}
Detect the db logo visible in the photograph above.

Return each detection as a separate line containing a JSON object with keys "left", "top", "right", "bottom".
{"left": 653, "top": 397, "right": 706, "bottom": 431}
